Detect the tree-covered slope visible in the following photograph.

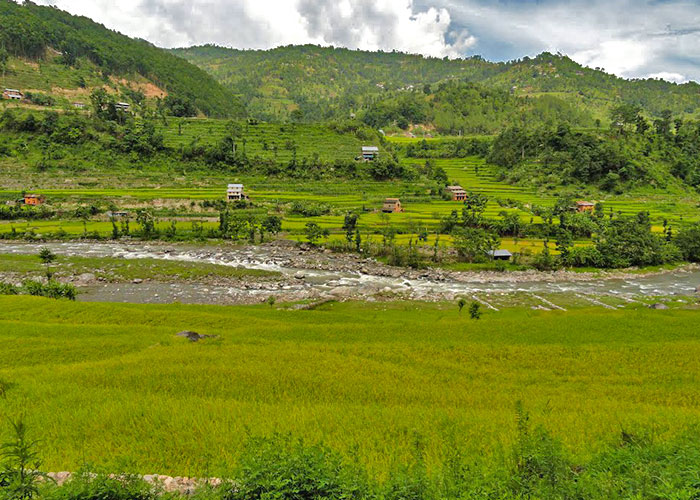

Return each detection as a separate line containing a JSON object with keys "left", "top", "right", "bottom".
{"left": 173, "top": 44, "right": 700, "bottom": 123}
{"left": 0, "top": 0, "right": 244, "bottom": 118}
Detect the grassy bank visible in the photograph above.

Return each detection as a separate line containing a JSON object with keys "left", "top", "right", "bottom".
{"left": 1, "top": 296, "right": 699, "bottom": 479}
{"left": 0, "top": 253, "right": 278, "bottom": 283}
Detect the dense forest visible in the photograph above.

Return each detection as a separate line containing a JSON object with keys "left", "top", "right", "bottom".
{"left": 173, "top": 44, "right": 700, "bottom": 123}
{"left": 361, "top": 81, "right": 595, "bottom": 134}
{"left": 0, "top": 0, "right": 244, "bottom": 118}
{"left": 487, "top": 104, "right": 700, "bottom": 192}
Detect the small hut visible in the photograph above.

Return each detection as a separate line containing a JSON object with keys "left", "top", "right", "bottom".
{"left": 382, "top": 198, "right": 403, "bottom": 213}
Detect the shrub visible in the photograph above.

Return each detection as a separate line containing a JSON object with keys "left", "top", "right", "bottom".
{"left": 0, "top": 282, "right": 19, "bottom": 296}
{"left": 21, "top": 280, "right": 77, "bottom": 301}
{"left": 41, "top": 471, "right": 157, "bottom": 500}
{"left": 675, "top": 223, "right": 700, "bottom": 262}
{"left": 225, "top": 435, "right": 370, "bottom": 500}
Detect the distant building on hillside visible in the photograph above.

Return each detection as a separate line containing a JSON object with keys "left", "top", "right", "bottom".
{"left": 446, "top": 185, "right": 467, "bottom": 202}
{"left": 115, "top": 102, "right": 130, "bottom": 112}
{"left": 361, "top": 146, "right": 379, "bottom": 161}
{"left": 575, "top": 200, "right": 595, "bottom": 213}
{"left": 382, "top": 198, "right": 403, "bottom": 213}
{"left": 488, "top": 249, "right": 513, "bottom": 261}
{"left": 23, "top": 194, "right": 45, "bottom": 206}
{"left": 227, "top": 183, "right": 248, "bottom": 201}
{"left": 3, "top": 89, "right": 23, "bottom": 100}
{"left": 73, "top": 102, "right": 86, "bottom": 109}
{"left": 106, "top": 210, "right": 129, "bottom": 219}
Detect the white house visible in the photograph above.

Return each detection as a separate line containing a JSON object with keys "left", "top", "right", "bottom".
{"left": 227, "top": 184, "right": 248, "bottom": 201}
{"left": 3, "top": 89, "right": 22, "bottom": 100}
{"left": 115, "top": 102, "right": 130, "bottom": 111}
{"left": 361, "top": 146, "right": 379, "bottom": 161}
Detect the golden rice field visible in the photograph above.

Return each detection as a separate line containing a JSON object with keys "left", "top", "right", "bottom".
{"left": 1, "top": 296, "right": 699, "bottom": 477}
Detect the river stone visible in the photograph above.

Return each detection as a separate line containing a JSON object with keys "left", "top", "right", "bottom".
{"left": 649, "top": 303, "right": 669, "bottom": 310}
{"left": 176, "top": 331, "right": 218, "bottom": 342}
{"left": 294, "top": 271, "right": 306, "bottom": 279}
{"left": 132, "top": 278, "right": 143, "bottom": 284}
{"left": 77, "top": 273, "right": 96, "bottom": 284}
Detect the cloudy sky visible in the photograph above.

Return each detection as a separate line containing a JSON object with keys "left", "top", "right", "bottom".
{"left": 34, "top": 0, "right": 700, "bottom": 83}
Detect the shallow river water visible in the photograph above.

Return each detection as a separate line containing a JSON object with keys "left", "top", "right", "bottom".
{"left": 2, "top": 241, "right": 699, "bottom": 305}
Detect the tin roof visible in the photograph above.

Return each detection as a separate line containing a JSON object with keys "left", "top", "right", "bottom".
{"left": 488, "top": 250, "right": 513, "bottom": 258}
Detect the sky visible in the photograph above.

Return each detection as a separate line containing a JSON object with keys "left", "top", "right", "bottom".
{"left": 32, "top": 0, "right": 700, "bottom": 83}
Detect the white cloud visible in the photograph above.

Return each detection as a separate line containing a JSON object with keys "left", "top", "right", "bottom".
{"left": 33, "top": 0, "right": 474, "bottom": 57}
{"left": 28, "top": 0, "right": 700, "bottom": 82}
{"left": 572, "top": 40, "right": 652, "bottom": 76}
{"left": 646, "top": 72, "right": 687, "bottom": 84}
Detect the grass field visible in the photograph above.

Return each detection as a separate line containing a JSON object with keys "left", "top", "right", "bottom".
{"left": 1, "top": 296, "right": 699, "bottom": 478}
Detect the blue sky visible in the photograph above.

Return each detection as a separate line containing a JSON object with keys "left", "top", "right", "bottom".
{"left": 35, "top": 0, "right": 700, "bottom": 83}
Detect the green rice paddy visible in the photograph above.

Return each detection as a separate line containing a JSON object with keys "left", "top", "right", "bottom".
{"left": 1, "top": 296, "right": 699, "bottom": 477}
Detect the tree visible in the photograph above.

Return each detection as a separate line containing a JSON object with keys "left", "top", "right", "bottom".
{"left": 262, "top": 215, "right": 282, "bottom": 236}
{"left": 675, "top": 223, "right": 700, "bottom": 262}
{"left": 457, "top": 297, "right": 467, "bottom": 314}
{"left": 38, "top": 247, "right": 56, "bottom": 280}
{"left": 343, "top": 213, "right": 359, "bottom": 243}
{"left": 0, "top": 47, "right": 8, "bottom": 78}
{"left": 453, "top": 228, "right": 499, "bottom": 263}
{"left": 135, "top": 209, "right": 157, "bottom": 238}
{"left": 266, "top": 295, "right": 276, "bottom": 308}
{"left": 469, "top": 302, "right": 482, "bottom": 320}
{"left": 304, "top": 222, "right": 329, "bottom": 245}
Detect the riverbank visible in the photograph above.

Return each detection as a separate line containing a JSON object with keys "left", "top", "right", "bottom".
{"left": 1, "top": 240, "right": 699, "bottom": 305}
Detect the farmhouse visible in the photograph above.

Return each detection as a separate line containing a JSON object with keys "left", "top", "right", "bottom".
{"left": 23, "top": 194, "right": 45, "bottom": 206}
{"left": 446, "top": 185, "right": 467, "bottom": 201}
{"left": 3, "top": 88, "right": 22, "bottom": 100}
{"left": 382, "top": 198, "right": 403, "bottom": 213}
{"left": 106, "top": 210, "right": 129, "bottom": 218}
{"left": 226, "top": 183, "right": 248, "bottom": 201}
{"left": 115, "top": 102, "right": 131, "bottom": 111}
{"left": 488, "top": 249, "right": 513, "bottom": 261}
{"left": 73, "top": 102, "right": 86, "bottom": 109}
{"left": 575, "top": 200, "right": 595, "bottom": 213}
{"left": 361, "top": 146, "right": 379, "bottom": 161}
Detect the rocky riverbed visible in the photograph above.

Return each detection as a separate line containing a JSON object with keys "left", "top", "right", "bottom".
{"left": 1, "top": 240, "right": 699, "bottom": 305}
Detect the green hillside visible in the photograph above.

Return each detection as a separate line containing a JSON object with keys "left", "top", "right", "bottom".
{"left": 0, "top": 0, "right": 244, "bottom": 118}
{"left": 172, "top": 44, "right": 700, "bottom": 123}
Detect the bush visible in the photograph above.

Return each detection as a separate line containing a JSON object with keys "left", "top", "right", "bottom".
{"left": 41, "top": 471, "right": 157, "bottom": 500}
{"left": 563, "top": 246, "right": 604, "bottom": 268}
{"left": 225, "top": 435, "right": 370, "bottom": 500}
{"left": 0, "top": 282, "right": 19, "bottom": 295}
{"left": 21, "top": 280, "right": 77, "bottom": 301}
{"left": 288, "top": 201, "right": 331, "bottom": 217}
{"left": 675, "top": 223, "right": 700, "bottom": 262}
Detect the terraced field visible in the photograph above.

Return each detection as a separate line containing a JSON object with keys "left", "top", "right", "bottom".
{"left": 158, "top": 119, "right": 380, "bottom": 163}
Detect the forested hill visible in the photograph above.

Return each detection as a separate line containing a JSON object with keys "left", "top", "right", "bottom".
{"left": 173, "top": 44, "right": 700, "bottom": 123}
{"left": 0, "top": 0, "right": 244, "bottom": 118}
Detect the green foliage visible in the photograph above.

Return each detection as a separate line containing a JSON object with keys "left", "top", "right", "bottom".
{"left": 304, "top": 222, "right": 329, "bottom": 245}
{"left": 20, "top": 279, "right": 77, "bottom": 301}
{"left": 675, "top": 223, "right": 700, "bottom": 262}
{"left": 41, "top": 471, "right": 157, "bottom": 500}
{"left": 0, "top": 0, "right": 244, "bottom": 117}
{"left": 490, "top": 120, "right": 700, "bottom": 191}
{"left": 226, "top": 435, "right": 369, "bottom": 500}
{"left": 457, "top": 297, "right": 467, "bottom": 313}
{"left": 469, "top": 302, "right": 482, "bottom": 320}
{"left": 452, "top": 227, "right": 499, "bottom": 263}
{"left": 0, "top": 420, "right": 46, "bottom": 500}
{"left": 174, "top": 45, "right": 700, "bottom": 124}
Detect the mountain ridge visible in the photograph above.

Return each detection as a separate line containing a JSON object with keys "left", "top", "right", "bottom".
{"left": 172, "top": 44, "right": 700, "bottom": 123}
